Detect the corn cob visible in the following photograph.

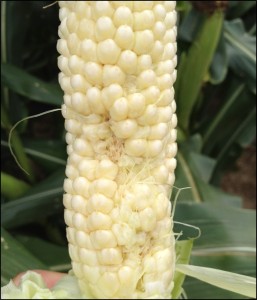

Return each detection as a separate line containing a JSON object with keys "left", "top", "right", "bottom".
{"left": 57, "top": 1, "right": 177, "bottom": 298}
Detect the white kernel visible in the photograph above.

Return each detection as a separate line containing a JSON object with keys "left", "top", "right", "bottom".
{"left": 73, "top": 176, "right": 90, "bottom": 198}
{"left": 157, "top": 106, "right": 173, "bottom": 122}
{"left": 57, "top": 56, "right": 71, "bottom": 75}
{"left": 98, "top": 272, "right": 119, "bottom": 298}
{"left": 63, "top": 193, "right": 72, "bottom": 210}
{"left": 73, "top": 138, "right": 94, "bottom": 157}
{"left": 70, "top": 74, "right": 91, "bottom": 93}
{"left": 134, "top": 10, "right": 155, "bottom": 31}
{"left": 163, "top": 43, "right": 176, "bottom": 60}
{"left": 127, "top": 93, "right": 146, "bottom": 118}
{"left": 118, "top": 266, "right": 133, "bottom": 284}
{"left": 79, "top": 248, "right": 99, "bottom": 266}
{"left": 64, "top": 209, "right": 73, "bottom": 227}
{"left": 140, "top": 207, "right": 156, "bottom": 232}
{"left": 147, "top": 140, "right": 163, "bottom": 157}
{"left": 73, "top": 212, "right": 88, "bottom": 231}
{"left": 71, "top": 195, "right": 87, "bottom": 215}
{"left": 95, "top": 159, "right": 118, "bottom": 180}
{"left": 87, "top": 212, "right": 112, "bottom": 230}
{"left": 167, "top": 142, "right": 177, "bottom": 158}
{"left": 170, "top": 128, "right": 177, "bottom": 142}
{"left": 82, "top": 265, "right": 101, "bottom": 284}
{"left": 57, "top": 39, "right": 70, "bottom": 57}
{"left": 66, "top": 12, "right": 79, "bottom": 33}
{"left": 152, "top": 165, "right": 169, "bottom": 184}
{"left": 118, "top": 50, "right": 138, "bottom": 74}
{"left": 90, "top": 179, "right": 117, "bottom": 198}
{"left": 72, "top": 262, "right": 83, "bottom": 279}
{"left": 102, "top": 84, "right": 123, "bottom": 110}
{"left": 59, "top": 7, "right": 69, "bottom": 22}
{"left": 86, "top": 87, "right": 106, "bottom": 114}
{"left": 68, "top": 244, "right": 79, "bottom": 263}
{"left": 158, "top": 74, "right": 172, "bottom": 90}
{"left": 113, "top": 6, "right": 133, "bottom": 27}
{"left": 78, "top": 159, "right": 98, "bottom": 181}
{"left": 115, "top": 25, "right": 134, "bottom": 50}
{"left": 87, "top": 194, "right": 114, "bottom": 214}
{"left": 80, "top": 39, "right": 98, "bottom": 62}
{"left": 67, "top": 33, "right": 80, "bottom": 55}
{"left": 110, "top": 97, "right": 128, "bottom": 121}
{"left": 103, "top": 65, "right": 125, "bottom": 87}
{"left": 133, "top": 30, "right": 154, "bottom": 55}
{"left": 92, "top": 1, "right": 114, "bottom": 19}
{"left": 171, "top": 113, "right": 178, "bottom": 128}
{"left": 83, "top": 62, "right": 103, "bottom": 86}
{"left": 149, "top": 123, "right": 168, "bottom": 140}
{"left": 68, "top": 55, "right": 84, "bottom": 74}
{"left": 111, "top": 1, "right": 133, "bottom": 9}
{"left": 168, "top": 173, "right": 175, "bottom": 186}
{"left": 65, "top": 164, "right": 79, "bottom": 179}
{"left": 65, "top": 132, "right": 74, "bottom": 145}
{"left": 156, "top": 60, "right": 174, "bottom": 76}
{"left": 97, "top": 39, "right": 121, "bottom": 65}
{"left": 90, "top": 230, "right": 117, "bottom": 249}
{"left": 153, "top": 21, "right": 166, "bottom": 40}
{"left": 66, "top": 227, "right": 76, "bottom": 245}
{"left": 71, "top": 92, "right": 91, "bottom": 115}
{"left": 137, "top": 70, "right": 157, "bottom": 90}
{"left": 98, "top": 248, "right": 123, "bottom": 265}
{"left": 76, "top": 231, "right": 93, "bottom": 249}
{"left": 134, "top": 1, "right": 154, "bottom": 11}
{"left": 153, "top": 193, "right": 169, "bottom": 220}
{"left": 153, "top": 4, "right": 166, "bottom": 21}
{"left": 150, "top": 40, "right": 164, "bottom": 63}
{"left": 74, "top": 1, "right": 91, "bottom": 19}
{"left": 111, "top": 119, "right": 138, "bottom": 139}
{"left": 142, "top": 86, "right": 160, "bottom": 105}
{"left": 63, "top": 178, "right": 75, "bottom": 194}
{"left": 112, "top": 223, "right": 134, "bottom": 246}
{"left": 164, "top": 1, "right": 176, "bottom": 11}
{"left": 137, "top": 105, "right": 158, "bottom": 126}
{"left": 125, "top": 139, "right": 148, "bottom": 157}
{"left": 165, "top": 11, "right": 177, "bottom": 29}
{"left": 165, "top": 157, "right": 177, "bottom": 171}
{"left": 137, "top": 55, "right": 152, "bottom": 73}
{"left": 96, "top": 16, "right": 115, "bottom": 42}
{"left": 157, "top": 88, "right": 174, "bottom": 106}
{"left": 77, "top": 19, "right": 95, "bottom": 40}
{"left": 58, "top": 18, "right": 69, "bottom": 39}
{"left": 143, "top": 256, "right": 156, "bottom": 273}
{"left": 59, "top": 75, "right": 73, "bottom": 94}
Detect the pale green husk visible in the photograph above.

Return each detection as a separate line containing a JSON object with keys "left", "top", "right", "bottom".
{"left": 1, "top": 271, "right": 83, "bottom": 299}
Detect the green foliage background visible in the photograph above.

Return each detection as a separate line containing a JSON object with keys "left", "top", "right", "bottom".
{"left": 1, "top": 1, "right": 256, "bottom": 298}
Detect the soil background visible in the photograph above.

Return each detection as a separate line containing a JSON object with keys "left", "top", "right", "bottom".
{"left": 221, "top": 145, "right": 256, "bottom": 209}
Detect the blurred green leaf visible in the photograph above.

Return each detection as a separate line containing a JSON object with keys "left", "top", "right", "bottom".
{"left": 17, "top": 235, "right": 70, "bottom": 272}
{"left": 1, "top": 168, "right": 65, "bottom": 228}
{"left": 224, "top": 19, "right": 256, "bottom": 93}
{"left": 1, "top": 172, "right": 30, "bottom": 200}
{"left": 1, "top": 63, "right": 63, "bottom": 106}
{"left": 1, "top": 227, "right": 46, "bottom": 287}
{"left": 176, "top": 264, "right": 256, "bottom": 298}
{"left": 176, "top": 12, "right": 224, "bottom": 131}
{"left": 228, "top": 1, "right": 256, "bottom": 19}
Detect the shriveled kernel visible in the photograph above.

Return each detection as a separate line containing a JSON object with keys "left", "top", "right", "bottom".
{"left": 134, "top": 10, "right": 155, "bottom": 31}
{"left": 125, "top": 139, "right": 148, "bottom": 157}
{"left": 133, "top": 30, "right": 154, "bottom": 55}
{"left": 117, "top": 50, "right": 138, "bottom": 74}
{"left": 95, "top": 159, "right": 119, "bottom": 180}
{"left": 79, "top": 248, "right": 99, "bottom": 266}
{"left": 87, "top": 212, "right": 112, "bottom": 230}
{"left": 87, "top": 194, "right": 114, "bottom": 214}
{"left": 112, "top": 223, "right": 134, "bottom": 246}
{"left": 103, "top": 65, "right": 126, "bottom": 87}
{"left": 78, "top": 159, "right": 98, "bottom": 180}
{"left": 97, "top": 39, "right": 121, "bottom": 65}
{"left": 73, "top": 138, "right": 94, "bottom": 157}
{"left": 113, "top": 6, "right": 133, "bottom": 27}
{"left": 127, "top": 93, "right": 146, "bottom": 118}
{"left": 90, "top": 179, "right": 117, "bottom": 198}
{"left": 87, "top": 87, "right": 106, "bottom": 114}
{"left": 90, "top": 230, "right": 117, "bottom": 249}
{"left": 115, "top": 25, "right": 135, "bottom": 50}
{"left": 98, "top": 248, "right": 123, "bottom": 265}
{"left": 83, "top": 62, "right": 103, "bottom": 86}
{"left": 96, "top": 16, "right": 115, "bottom": 42}
{"left": 111, "top": 119, "right": 138, "bottom": 139}
{"left": 73, "top": 177, "right": 90, "bottom": 198}
{"left": 139, "top": 207, "right": 156, "bottom": 232}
